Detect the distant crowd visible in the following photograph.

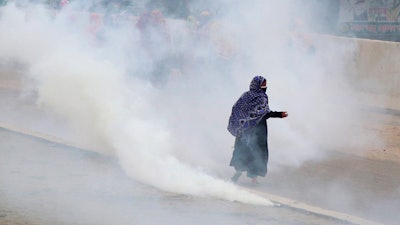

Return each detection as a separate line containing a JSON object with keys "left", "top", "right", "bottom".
{"left": 0, "top": 0, "right": 236, "bottom": 86}
{"left": 2, "top": 0, "right": 316, "bottom": 87}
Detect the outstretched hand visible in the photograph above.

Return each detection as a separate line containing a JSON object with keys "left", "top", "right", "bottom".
{"left": 282, "top": 112, "right": 288, "bottom": 118}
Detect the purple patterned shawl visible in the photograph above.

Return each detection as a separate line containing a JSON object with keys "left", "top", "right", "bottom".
{"left": 227, "top": 76, "right": 270, "bottom": 137}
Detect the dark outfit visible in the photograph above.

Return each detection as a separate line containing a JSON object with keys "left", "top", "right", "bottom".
{"left": 230, "top": 112, "right": 283, "bottom": 178}
{"left": 227, "top": 76, "right": 285, "bottom": 180}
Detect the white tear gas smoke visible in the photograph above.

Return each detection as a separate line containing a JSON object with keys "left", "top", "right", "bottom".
{"left": 0, "top": 0, "right": 380, "bottom": 205}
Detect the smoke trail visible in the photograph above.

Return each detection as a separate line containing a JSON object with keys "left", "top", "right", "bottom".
{"left": 0, "top": 0, "right": 380, "bottom": 206}
{"left": 0, "top": 3, "right": 274, "bottom": 205}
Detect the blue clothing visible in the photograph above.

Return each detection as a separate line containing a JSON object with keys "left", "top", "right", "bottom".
{"left": 227, "top": 76, "right": 270, "bottom": 137}
{"left": 228, "top": 76, "right": 284, "bottom": 178}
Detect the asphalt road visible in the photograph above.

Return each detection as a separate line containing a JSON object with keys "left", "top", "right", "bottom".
{"left": 0, "top": 127, "right": 352, "bottom": 225}
{"left": 1, "top": 70, "right": 399, "bottom": 225}
{"left": 252, "top": 150, "right": 400, "bottom": 225}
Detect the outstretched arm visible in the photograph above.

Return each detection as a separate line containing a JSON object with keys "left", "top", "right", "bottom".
{"left": 267, "top": 111, "right": 288, "bottom": 118}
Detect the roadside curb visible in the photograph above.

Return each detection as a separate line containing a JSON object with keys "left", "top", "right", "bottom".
{"left": 245, "top": 188, "right": 384, "bottom": 225}
{"left": 0, "top": 122, "right": 85, "bottom": 150}
{"left": 0, "top": 122, "right": 385, "bottom": 225}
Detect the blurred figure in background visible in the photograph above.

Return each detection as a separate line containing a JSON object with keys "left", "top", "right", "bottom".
{"left": 183, "top": 9, "right": 236, "bottom": 77}
{"left": 86, "top": 13, "right": 105, "bottom": 46}
{"left": 60, "top": 0, "right": 69, "bottom": 8}
{"left": 136, "top": 9, "right": 173, "bottom": 87}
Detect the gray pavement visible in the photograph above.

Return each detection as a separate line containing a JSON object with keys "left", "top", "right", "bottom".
{"left": 1, "top": 70, "right": 398, "bottom": 225}
{"left": 248, "top": 151, "right": 400, "bottom": 225}
{"left": 0, "top": 127, "right": 351, "bottom": 225}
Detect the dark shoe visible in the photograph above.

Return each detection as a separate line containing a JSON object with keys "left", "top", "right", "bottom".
{"left": 231, "top": 171, "right": 242, "bottom": 183}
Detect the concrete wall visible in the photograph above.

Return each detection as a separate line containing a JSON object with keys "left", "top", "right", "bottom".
{"left": 317, "top": 35, "right": 400, "bottom": 109}
{"left": 354, "top": 38, "right": 400, "bottom": 110}
{"left": 354, "top": 39, "right": 400, "bottom": 97}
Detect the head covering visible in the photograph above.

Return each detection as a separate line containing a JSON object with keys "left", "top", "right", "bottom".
{"left": 227, "top": 76, "right": 270, "bottom": 137}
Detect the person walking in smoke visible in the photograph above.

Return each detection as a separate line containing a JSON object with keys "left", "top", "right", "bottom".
{"left": 228, "top": 76, "right": 288, "bottom": 184}
{"left": 136, "top": 9, "right": 172, "bottom": 86}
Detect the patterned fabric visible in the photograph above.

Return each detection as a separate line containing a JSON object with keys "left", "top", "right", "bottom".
{"left": 227, "top": 76, "right": 270, "bottom": 137}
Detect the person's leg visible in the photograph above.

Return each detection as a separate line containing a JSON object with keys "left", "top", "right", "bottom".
{"left": 231, "top": 171, "right": 242, "bottom": 183}
{"left": 230, "top": 137, "right": 251, "bottom": 183}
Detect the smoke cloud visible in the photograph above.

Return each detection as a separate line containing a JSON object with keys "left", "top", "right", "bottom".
{"left": 0, "top": 0, "right": 380, "bottom": 206}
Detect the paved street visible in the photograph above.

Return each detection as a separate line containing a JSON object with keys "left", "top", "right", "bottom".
{"left": 0, "top": 127, "right": 351, "bottom": 225}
